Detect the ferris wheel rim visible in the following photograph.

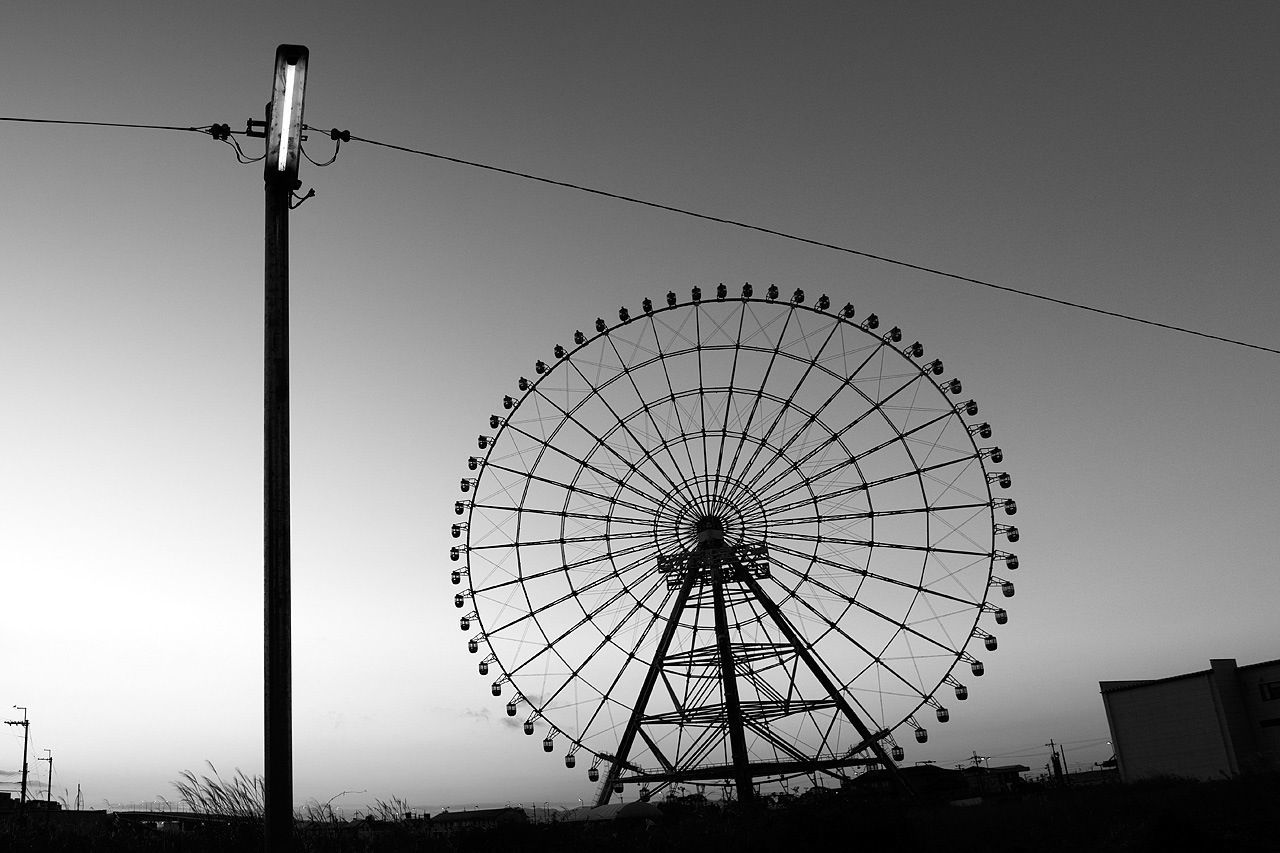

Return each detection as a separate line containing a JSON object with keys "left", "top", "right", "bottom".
{"left": 455, "top": 288, "right": 1016, "bottom": 789}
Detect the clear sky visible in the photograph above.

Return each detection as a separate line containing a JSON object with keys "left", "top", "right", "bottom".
{"left": 2, "top": 0, "right": 1277, "bottom": 812}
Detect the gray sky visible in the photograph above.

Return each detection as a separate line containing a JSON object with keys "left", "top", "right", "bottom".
{"left": 2, "top": 1, "right": 1277, "bottom": 809}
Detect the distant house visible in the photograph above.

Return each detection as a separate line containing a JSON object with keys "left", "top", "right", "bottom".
{"left": 0, "top": 795, "right": 111, "bottom": 834}
{"left": 1061, "top": 766, "right": 1120, "bottom": 786}
{"left": 562, "top": 801, "right": 662, "bottom": 822}
{"left": 1100, "top": 657, "right": 1280, "bottom": 782}
{"left": 848, "top": 763, "right": 969, "bottom": 800}
{"left": 0, "top": 794, "right": 68, "bottom": 815}
{"left": 429, "top": 806, "right": 527, "bottom": 835}
{"left": 961, "top": 763, "right": 1030, "bottom": 794}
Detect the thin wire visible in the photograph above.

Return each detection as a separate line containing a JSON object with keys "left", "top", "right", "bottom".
{"left": 222, "top": 136, "right": 264, "bottom": 164}
{"left": 301, "top": 138, "right": 342, "bottom": 167}
{"left": 3, "top": 115, "right": 1275, "bottom": 355}
{"left": 348, "top": 133, "right": 1280, "bottom": 356}
{"left": 1, "top": 116, "right": 208, "bottom": 133}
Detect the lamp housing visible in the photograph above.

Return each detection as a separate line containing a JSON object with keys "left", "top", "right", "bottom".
{"left": 265, "top": 45, "right": 309, "bottom": 182}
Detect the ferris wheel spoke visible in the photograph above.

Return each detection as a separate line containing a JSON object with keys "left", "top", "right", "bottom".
{"left": 513, "top": 568, "right": 671, "bottom": 706}
{"left": 483, "top": 551, "right": 658, "bottom": 637}
{"left": 739, "top": 572, "right": 903, "bottom": 757}
{"left": 712, "top": 301, "right": 749, "bottom": 500}
{"left": 766, "top": 541, "right": 981, "bottom": 610}
{"left": 763, "top": 453, "right": 983, "bottom": 517}
{"left": 757, "top": 567, "right": 927, "bottom": 707}
{"left": 470, "top": 528, "right": 649, "bottom": 552}
{"left": 470, "top": 503, "right": 653, "bottom": 528}
{"left": 473, "top": 559, "right": 600, "bottom": 597}
{"left": 727, "top": 320, "right": 842, "bottom": 493}
{"left": 767, "top": 531, "right": 990, "bottom": 560}
{"left": 738, "top": 339, "right": 885, "bottom": 497}
{"left": 856, "top": 599, "right": 963, "bottom": 665}
{"left": 483, "top": 460, "right": 660, "bottom": 517}
{"left": 910, "top": 589, "right": 963, "bottom": 655}
{"left": 751, "top": 366, "right": 939, "bottom": 507}
{"left": 767, "top": 502, "right": 994, "bottom": 527}
{"left": 508, "top": 590, "right": 651, "bottom": 689}
{"left": 595, "top": 328, "right": 705, "bottom": 509}
{"left": 642, "top": 313, "right": 722, "bottom": 519}
{"left": 577, "top": 566, "right": 700, "bottom": 771}
{"left": 918, "top": 455, "right": 992, "bottom": 507}
{"left": 694, "top": 306, "right": 714, "bottom": 504}
{"left": 556, "top": 350, "right": 696, "bottom": 502}
{"left": 721, "top": 304, "right": 796, "bottom": 489}
{"left": 471, "top": 541, "right": 661, "bottom": 602}
{"left": 771, "top": 560, "right": 964, "bottom": 663}
{"left": 524, "top": 387, "right": 682, "bottom": 509}
{"left": 557, "top": 538, "right": 658, "bottom": 575}
{"left": 752, "top": 405, "right": 959, "bottom": 504}
{"left": 911, "top": 500, "right": 996, "bottom": 560}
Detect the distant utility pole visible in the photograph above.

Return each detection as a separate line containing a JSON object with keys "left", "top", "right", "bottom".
{"left": 255, "top": 43, "right": 309, "bottom": 853}
{"left": 5, "top": 706, "right": 30, "bottom": 809}
{"left": 1046, "top": 740, "right": 1065, "bottom": 783}
{"left": 37, "top": 750, "right": 52, "bottom": 807}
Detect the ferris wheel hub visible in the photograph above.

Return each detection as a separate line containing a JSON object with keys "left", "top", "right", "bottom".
{"left": 657, "top": 541, "right": 772, "bottom": 592}
{"left": 694, "top": 515, "right": 727, "bottom": 549}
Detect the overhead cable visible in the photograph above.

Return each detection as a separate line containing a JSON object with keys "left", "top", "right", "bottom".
{"left": 346, "top": 132, "right": 1279, "bottom": 356}
{"left": 2, "top": 115, "right": 1274, "bottom": 356}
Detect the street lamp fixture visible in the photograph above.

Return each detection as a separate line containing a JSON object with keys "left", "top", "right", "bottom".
{"left": 265, "top": 45, "right": 308, "bottom": 182}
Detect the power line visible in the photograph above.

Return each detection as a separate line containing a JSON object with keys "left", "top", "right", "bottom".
{"left": 0, "top": 116, "right": 209, "bottom": 134}
{"left": 345, "top": 132, "right": 1279, "bottom": 356}
{"left": 2, "top": 115, "right": 1275, "bottom": 356}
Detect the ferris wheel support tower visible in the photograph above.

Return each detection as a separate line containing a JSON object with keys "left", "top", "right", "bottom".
{"left": 595, "top": 529, "right": 905, "bottom": 806}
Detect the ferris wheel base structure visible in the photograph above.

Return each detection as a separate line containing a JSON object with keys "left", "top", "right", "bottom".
{"left": 595, "top": 539, "right": 904, "bottom": 806}
{"left": 612, "top": 755, "right": 884, "bottom": 788}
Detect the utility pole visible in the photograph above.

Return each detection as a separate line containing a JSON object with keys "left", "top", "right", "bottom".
{"left": 1046, "top": 740, "right": 1064, "bottom": 783}
{"left": 259, "top": 44, "right": 308, "bottom": 853}
{"left": 5, "top": 706, "right": 30, "bottom": 809}
{"left": 37, "top": 750, "right": 52, "bottom": 807}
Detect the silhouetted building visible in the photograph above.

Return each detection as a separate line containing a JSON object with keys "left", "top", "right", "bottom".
{"left": 1062, "top": 766, "right": 1120, "bottom": 785}
{"left": 562, "top": 801, "right": 662, "bottom": 822}
{"left": 1100, "top": 657, "right": 1280, "bottom": 782}
{"left": 848, "top": 763, "right": 969, "bottom": 800}
{"left": 0, "top": 793, "right": 64, "bottom": 814}
{"left": 429, "top": 806, "right": 527, "bottom": 836}
{"left": 961, "top": 763, "right": 1030, "bottom": 794}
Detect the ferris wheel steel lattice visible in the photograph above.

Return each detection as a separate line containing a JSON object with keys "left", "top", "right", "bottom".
{"left": 450, "top": 284, "right": 1019, "bottom": 805}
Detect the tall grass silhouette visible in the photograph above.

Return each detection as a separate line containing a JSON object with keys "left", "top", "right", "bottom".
{"left": 172, "top": 762, "right": 264, "bottom": 819}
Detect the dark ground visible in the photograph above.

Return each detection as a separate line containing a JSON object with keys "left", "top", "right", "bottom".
{"left": 3, "top": 775, "right": 1278, "bottom": 852}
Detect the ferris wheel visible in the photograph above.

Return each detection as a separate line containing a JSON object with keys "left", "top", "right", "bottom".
{"left": 451, "top": 284, "right": 1018, "bottom": 805}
